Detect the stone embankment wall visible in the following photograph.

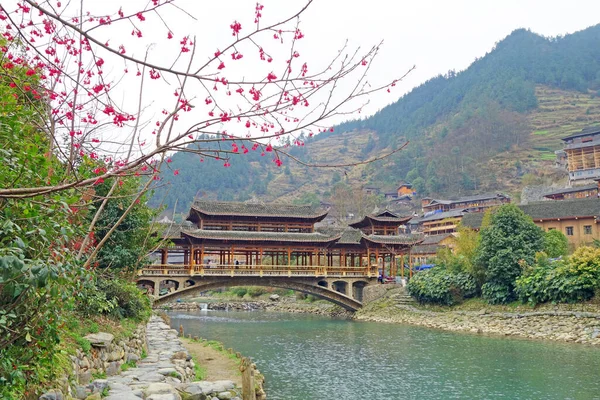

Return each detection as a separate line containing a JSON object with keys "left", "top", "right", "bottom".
{"left": 355, "top": 303, "right": 600, "bottom": 345}
{"left": 72, "top": 326, "right": 148, "bottom": 385}
{"left": 161, "top": 298, "right": 353, "bottom": 318}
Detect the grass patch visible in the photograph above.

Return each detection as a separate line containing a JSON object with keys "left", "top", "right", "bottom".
{"left": 141, "top": 348, "right": 147, "bottom": 359}
{"left": 533, "top": 130, "right": 549, "bottom": 135}
{"left": 92, "top": 371, "right": 107, "bottom": 380}
{"left": 120, "top": 360, "right": 137, "bottom": 372}
{"left": 539, "top": 152, "right": 556, "bottom": 161}
{"left": 193, "top": 361, "right": 207, "bottom": 381}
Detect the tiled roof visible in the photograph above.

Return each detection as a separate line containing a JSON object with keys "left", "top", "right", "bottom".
{"left": 421, "top": 233, "right": 454, "bottom": 245}
{"left": 411, "top": 244, "right": 441, "bottom": 255}
{"left": 362, "top": 233, "right": 424, "bottom": 245}
{"left": 182, "top": 229, "right": 339, "bottom": 243}
{"left": 348, "top": 212, "right": 412, "bottom": 228}
{"left": 190, "top": 200, "right": 328, "bottom": 219}
{"left": 461, "top": 199, "right": 600, "bottom": 229}
{"left": 460, "top": 213, "right": 485, "bottom": 229}
{"left": 544, "top": 184, "right": 597, "bottom": 197}
{"left": 562, "top": 125, "right": 600, "bottom": 141}
{"left": 416, "top": 209, "right": 467, "bottom": 223}
{"left": 521, "top": 198, "right": 600, "bottom": 221}
{"left": 337, "top": 229, "right": 364, "bottom": 245}
{"left": 426, "top": 193, "right": 509, "bottom": 206}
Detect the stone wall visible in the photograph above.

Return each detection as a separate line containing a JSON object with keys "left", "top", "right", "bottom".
{"left": 72, "top": 325, "right": 148, "bottom": 385}
{"left": 362, "top": 283, "right": 398, "bottom": 304}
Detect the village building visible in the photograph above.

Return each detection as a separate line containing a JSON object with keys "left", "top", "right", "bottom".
{"left": 409, "top": 210, "right": 467, "bottom": 236}
{"left": 561, "top": 125, "right": 600, "bottom": 183}
{"left": 460, "top": 198, "right": 600, "bottom": 248}
{"left": 410, "top": 233, "right": 457, "bottom": 266}
{"left": 420, "top": 193, "right": 510, "bottom": 213}
{"left": 154, "top": 200, "right": 424, "bottom": 281}
{"left": 543, "top": 183, "right": 598, "bottom": 200}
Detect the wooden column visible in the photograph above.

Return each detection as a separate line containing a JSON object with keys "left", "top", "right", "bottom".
{"left": 161, "top": 249, "right": 168, "bottom": 265}
{"left": 409, "top": 248, "right": 413, "bottom": 278}
{"left": 200, "top": 245, "right": 204, "bottom": 268}
{"left": 287, "top": 247, "right": 291, "bottom": 266}
{"left": 190, "top": 246, "right": 195, "bottom": 267}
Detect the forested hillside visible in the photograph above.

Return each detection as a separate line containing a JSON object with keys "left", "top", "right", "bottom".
{"left": 150, "top": 25, "right": 600, "bottom": 213}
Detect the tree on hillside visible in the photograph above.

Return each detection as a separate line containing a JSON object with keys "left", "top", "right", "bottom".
{"left": 328, "top": 183, "right": 381, "bottom": 224}
{"left": 475, "top": 204, "right": 544, "bottom": 304}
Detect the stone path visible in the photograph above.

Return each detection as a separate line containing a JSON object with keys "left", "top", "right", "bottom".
{"left": 89, "top": 316, "right": 241, "bottom": 400}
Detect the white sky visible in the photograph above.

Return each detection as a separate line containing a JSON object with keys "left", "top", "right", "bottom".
{"left": 93, "top": 0, "right": 600, "bottom": 120}
{"left": 294, "top": 0, "right": 600, "bottom": 116}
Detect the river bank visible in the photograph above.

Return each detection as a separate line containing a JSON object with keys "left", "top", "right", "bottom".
{"left": 355, "top": 287, "right": 600, "bottom": 345}
{"left": 159, "top": 297, "right": 353, "bottom": 318}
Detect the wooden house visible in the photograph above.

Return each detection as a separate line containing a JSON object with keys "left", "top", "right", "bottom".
{"left": 562, "top": 126, "right": 600, "bottom": 183}
{"left": 461, "top": 198, "right": 600, "bottom": 248}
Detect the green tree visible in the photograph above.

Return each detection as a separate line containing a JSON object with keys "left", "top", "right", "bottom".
{"left": 93, "top": 179, "right": 160, "bottom": 273}
{"left": 543, "top": 230, "right": 569, "bottom": 258}
{"left": 475, "top": 204, "right": 544, "bottom": 303}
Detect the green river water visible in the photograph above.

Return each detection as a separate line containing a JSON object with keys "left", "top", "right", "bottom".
{"left": 169, "top": 310, "right": 600, "bottom": 400}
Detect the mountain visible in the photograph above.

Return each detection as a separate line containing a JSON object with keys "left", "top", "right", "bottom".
{"left": 150, "top": 25, "right": 600, "bottom": 213}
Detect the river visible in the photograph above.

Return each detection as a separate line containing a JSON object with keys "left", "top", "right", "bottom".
{"left": 169, "top": 310, "right": 600, "bottom": 400}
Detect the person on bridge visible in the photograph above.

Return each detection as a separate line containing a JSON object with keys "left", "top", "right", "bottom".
{"left": 235, "top": 259, "right": 240, "bottom": 269}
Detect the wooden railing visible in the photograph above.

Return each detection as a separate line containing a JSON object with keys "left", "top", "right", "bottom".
{"left": 139, "top": 263, "right": 378, "bottom": 278}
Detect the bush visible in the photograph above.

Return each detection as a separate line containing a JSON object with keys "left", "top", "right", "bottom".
{"left": 77, "top": 278, "right": 151, "bottom": 321}
{"left": 544, "top": 230, "right": 569, "bottom": 258}
{"left": 516, "top": 248, "right": 600, "bottom": 304}
{"left": 230, "top": 287, "right": 248, "bottom": 298}
{"left": 246, "top": 286, "right": 267, "bottom": 298}
{"left": 407, "top": 267, "right": 477, "bottom": 305}
{"left": 481, "top": 282, "right": 514, "bottom": 304}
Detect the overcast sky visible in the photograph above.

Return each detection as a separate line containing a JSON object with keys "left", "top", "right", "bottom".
{"left": 113, "top": 0, "right": 600, "bottom": 121}
{"left": 280, "top": 0, "right": 600, "bottom": 116}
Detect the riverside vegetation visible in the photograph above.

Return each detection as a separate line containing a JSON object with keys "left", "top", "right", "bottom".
{"left": 0, "top": 54, "right": 157, "bottom": 399}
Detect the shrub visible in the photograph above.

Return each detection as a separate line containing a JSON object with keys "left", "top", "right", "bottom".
{"left": 230, "top": 287, "right": 248, "bottom": 297}
{"left": 407, "top": 267, "right": 477, "bottom": 305}
{"left": 247, "top": 286, "right": 267, "bottom": 298}
{"left": 77, "top": 278, "right": 151, "bottom": 321}
{"left": 481, "top": 282, "right": 514, "bottom": 304}
{"left": 516, "top": 247, "right": 600, "bottom": 304}
{"left": 544, "top": 230, "right": 569, "bottom": 258}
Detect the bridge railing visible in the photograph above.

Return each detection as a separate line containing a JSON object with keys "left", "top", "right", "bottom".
{"left": 139, "top": 264, "right": 377, "bottom": 278}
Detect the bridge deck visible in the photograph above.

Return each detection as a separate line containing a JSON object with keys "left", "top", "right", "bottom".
{"left": 139, "top": 264, "right": 378, "bottom": 278}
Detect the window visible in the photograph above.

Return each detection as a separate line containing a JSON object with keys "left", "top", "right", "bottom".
{"left": 584, "top": 225, "right": 593, "bottom": 235}
{"left": 566, "top": 226, "right": 574, "bottom": 236}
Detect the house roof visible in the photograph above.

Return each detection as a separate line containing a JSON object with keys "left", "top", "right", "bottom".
{"left": 348, "top": 210, "right": 412, "bottom": 228}
{"left": 397, "top": 182, "right": 413, "bottom": 189}
{"left": 362, "top": 233, "right": 424, "bottom": 246}
{"left": 182, "top": 229, "right": 340, "bottom": 243}
{"left": 544, "top": 184, "right": 597, "bottom": 198}
{"left": 411, "top": 244, "right": 442, "bottom": 255}
{"left": 562, "top": 125, "right": 600, "bottom": 141}
{"left": 461, "top": 198, "right": 600, "bottom": 229}
{"left": 421, "top": 233, "right": 454, "bottom": 245}
{"left": 521, "top": 198, "right": 600, "bottom": 221}
{"left": 415, "top": 209, "right": 467, "bottom": 223}
{"left": 460, "top": 213, "right": 486, "bottom": 230}
{"left": 189, "top": 200, "right": 328, "bottom": 220}
{"left": 424, "top": 193, "right": 509, "bottom": 207}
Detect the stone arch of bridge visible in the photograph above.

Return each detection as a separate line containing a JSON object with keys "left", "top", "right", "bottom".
{"left": 142, "top": 276, "right": 369, "bottom": 312}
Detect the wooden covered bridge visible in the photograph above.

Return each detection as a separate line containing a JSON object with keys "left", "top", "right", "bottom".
{"left": 138, "top": 200, "right": 423, "bottom": 311}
